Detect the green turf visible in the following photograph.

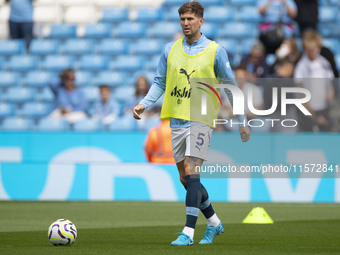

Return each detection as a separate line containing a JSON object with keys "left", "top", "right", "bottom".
{"left": 0, "top": 201, "right": 339, "bottom": 255}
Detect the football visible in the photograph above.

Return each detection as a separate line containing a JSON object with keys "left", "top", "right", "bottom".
{"left": 48, "top": 219, "right": 77, "bottom": 246}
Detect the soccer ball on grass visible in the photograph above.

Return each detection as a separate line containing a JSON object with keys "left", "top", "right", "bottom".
{"left": 48, "top": 219, "right": 77, "bottom": 246}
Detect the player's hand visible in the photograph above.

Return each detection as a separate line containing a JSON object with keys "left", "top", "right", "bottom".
{"left": 133, "top": 104, "right": 145, "bottom": 120}
{"left": 239, "top": 126, "right": 250, "bottom": 142}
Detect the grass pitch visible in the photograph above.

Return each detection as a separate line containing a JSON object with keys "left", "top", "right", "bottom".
{"left": 0, "top": 201, "right": 339, "bottom": 255}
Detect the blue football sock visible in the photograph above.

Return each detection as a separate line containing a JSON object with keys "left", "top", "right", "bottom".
{"left": 200, "top": 184, "right": 215, "bottom": 219}
{"left": 185, "top": 174, "right": 202, "bottom": 229}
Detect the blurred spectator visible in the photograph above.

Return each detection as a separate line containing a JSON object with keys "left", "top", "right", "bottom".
{"left": 93, "top": 85, "right": 119, "bottom": 125}
{"left": 270, "top": 38, "right": 300, "bottom": 73}
{"left": 258, "top": 0, "right": 297, "bottom": 53}
{"left": 48, "top": 69, "right": 88, "bottom": 124}
{"left": 263, "top": 59, "right": 298, "bottom": 132}
{"left": 225, "top": 66, "right": 263, "bottom": 120}
{"left": 240, "top": 42, "right": 270, "bottom": 78}
{"left": 294, "top": 0, "right": 318, "bottom": 35}
{"left": 6, "top": 0, "right": 34, "bottom": 51}
{"left": 294, "top": 30, "right": 335, "bottom": 132}
{"left": 144, "top": 119, "right": 175, "bottom": 164}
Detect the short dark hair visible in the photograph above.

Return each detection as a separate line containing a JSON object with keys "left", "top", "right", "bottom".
{"left": 59, "top": 68, "right": 74, "bottom": 80}
{"left": 99, "top": 84, "right": 111, "bottom": 90}
{"left": 233, "top": 66, "right": 247, "bottom": 72}
{"left": 178, "top": 1, "right": 204, "bottom": 18}
{"left": 275, "top": 58, "right": 294, "bottom": 70}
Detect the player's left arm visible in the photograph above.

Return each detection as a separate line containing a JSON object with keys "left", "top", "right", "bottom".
{"left": 214, "top": 45, "right": 250, "bottom": 142}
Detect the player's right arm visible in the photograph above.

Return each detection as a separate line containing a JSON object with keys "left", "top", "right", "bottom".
{"left": 133, "top": 42, "right": 174, "bottom": 120}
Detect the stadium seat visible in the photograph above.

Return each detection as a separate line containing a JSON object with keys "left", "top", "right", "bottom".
{"left": 218, "top": 23, "right": 257, "bottom": 39}
{"left": 1, "top": 117, "right": 33, "bottom": 131}
{"left": 162, "top": 0, "right": 186, "bottom": 7}
{"left": 164, "top": 6, "right": 180, "bottom": 21}
{"left": 201, "top": 22, "right": 218, "bottom": 40}
{"left": 204, "top": 6, "right": 234, "bottom": 23}
{"left": 135, "top": 7, "right": 164, "bottom": 22}
{"left": 75, "top": 71, "right": 93, "bottom": 87}
{"left": 64, "top": 6, "right": 99, "bottom": 24}
{"left": 111, "top": 56, "right": 144, "bottom": 72}
{"left": 36, "top": 87, "right": 54, "bottom": 103}
{"left": 115, "top": 22, "right": 147, "bottom": 38}
{"left": 229, "top": 0, "right": 257, "bottom": 6}
{"left": 319, "top": 7, "right": 338, "bottom": 23}
{"left": 49, "top": 24, "right": 77, "bottom": 39}
{"left": 0, "top": 40, "right": 25, "bottom": 56}
{"left": 41, "top": 55, "right": 74, "bottom": 72}
{"left": 145, "top": 55, "right": 160, "bottom": 71}
{"left": 77, "top": 55, "right": 109, "bottom": 71}
{"left": 236, "top": 6, "right": 261, "bottom": 22}
{"left": 322, "top": 39, "right": 339, "bottom": 55}
{"left": 94, "top": 71, "right": 126, "bottom": 87}
{"left": 130, "top": 39, "right": 164, "bottom": 55}
{"left": 33, "top": 6, "right": 62, "bottom": 24}
{"left": 95, "top": 39, "right": 129, "bottom": 55}
{"left": 73, "top": 118, "right": 102, "bottom": 131}
{"left": 217, "top": 39, "right": 240, "bottom": 56}
{"left": 19, "top": 102, "right": 53, "bottom": 118}
{"left": 7, "top": 55, "right": 37, "bottom": 71}
{"left": 0, "top": 56, "right": 4, "bottom": 69}
{"left": 36, "top": 118, "right": 70, "bottom": 131}
{"left": 0, "top": 71, "right": 20, "bottom": 88}
{"left": 82, "top": 87, "right": 100, "bottom": 103}
{"left": 113, "top": 86, "right": 135, "bottom": 103}
{"left": 147, "top": 22, "right": 180, "bottom": 38}
{"left": 239, "top": 38, "right": 258, "bottom": 55}
{"left": 61, "top": 39, "right": 94, "bottom": 55}
{"left": 101, "top": 7, "right": 129, "bottom": 23}
{"left": 0, "top": 103, "right": 15, "bottom": 118}
{"left": 4, "top": 87, "right": 35, "bottom": 103}
{"left": 29, "top": 39, "right": 60, "bottom": 56}
{"left": 23, "top": 71, "right": 53, "bottom": 88}
{"left": 319, "top": 23, "right": 340, "bottom": 38}
{"left": 109, "top": 116, "right": 136, "bottom": 131}
{"left": 83, "top": 23, "right": 112, "bottom": 38}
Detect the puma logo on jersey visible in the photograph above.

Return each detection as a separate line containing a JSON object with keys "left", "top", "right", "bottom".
{"left": 179, "top": 68, "right": 195, "bottom": 84}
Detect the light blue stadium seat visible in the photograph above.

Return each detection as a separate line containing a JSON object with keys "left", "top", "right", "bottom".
{"left": 136, "top": 7, "right": 164, "bottom": 22}
{"left": 319, "top": 23, "right": 340, "bottom": 38}
{"left": 329, "top": 0, "right": 338, "bottom": 5}
{"left": 61, "top": 39, "right": 94, "bottom": 55}
{"left": 229, "top": 0, "right": 257, "bottom": 6}
{"left": 0, "top": 56, "right": 4, "bottom": 69}
{"left": 113, "top": 86, "right": 135, "bottom": 103}
{"left": 36, "top": 87, "right": 54, "bottom": 103}
{"left": 75, "top": 71, "right": 93, "bottom": 87}
{"left": 322, "top": 39, "right": 339, "bottom": 55}
{"left": 83, "top": 87, "right": 100, "bottom": 103}
{"left": 7, "top": 55, "right": 37, "bottom": 71}
{"left": 0, "top": 71, "right": 20, "bottom": 88}
{"left": 218, "top": 23, "right": 257, "bottom": 39}
{"left": 145, "top": 55, "right": 160, "bottom": 71}
{"left": 49, "top": 24, "right": 77, "bottom": 39}
{"left": 111, "top": 56, "right": 144, "bottom": 72}
{"left": 95, "top": 39, "right": 129, "bottom": 55}
{"left": 83, "top": 23, "right": 112, "bottom": 38}
{"left": 1, "top": 117, "right": 33, "bottom": 131}
{"left": 94, "top": 71, "right": 126, "bottom": 87}
{"left": 36, "top": 118, "right": 70, "bottom": 131}
{"left": 23, "top": 71, "right": 52, "bottom": 88}
{"left": 240, "top": 38, "right": 258, "bottom": 55}
{"left": 204, "top": 6, "right": 234, "bottom": 23}
{"left": 163, "top": 0, "right": 187, "bottom": 7}
{"left": 41, "top": 55, "right": 74, "bottom": 72}
{"left": 73, "top": 118, "right": 102, "bottom": 131}
{"left": 217, "top": 39, "right": 240, "bottom": 56}
{"left": 29, "top": 39, "right": 59, "bottom": 56}
{"left": 130, "top": 39, "right": 164, "bottom": 55}
{"left": 0, "top": 103, "right": 15, "bottom": 118}
{"left": 201, "top": 0, "right": 225, "bottom": 5}
{"left": 115, "top": 22, "right": 147, "bottom": 38}
{"left": 4, "top": 87, "right": 34, "bottom": 103}
{"left": 77, "top": 55, "right": 108, "bottom": 71}
{"left": 319, "top": 7, "right": 338, "bottom": 23}
{"left": 109, "top": 116, "right": 136, "bottom": 131}
{"left": 19, "top": 102, "right": 53, "bottom": 118}
{"left": 101, "top": 8, "right": 129, "bottom": 23}
{"left": 164, "top": 6, "right": 180, "bottom": 21}
{"left": 236, "top": 6, "right": 261, "bottom": 22}
{"left": 0, "top": 40, "right": 25, "bottom": 56}
{"left": 148, "top": 22, "right": 180, "bottom": 38}
{"left": 201, "top": 22, "right": 218, "bottom": 40}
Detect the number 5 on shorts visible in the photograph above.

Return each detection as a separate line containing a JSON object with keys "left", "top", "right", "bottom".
{"left": 196, "top": 133, "right": 205, "bottom": 146}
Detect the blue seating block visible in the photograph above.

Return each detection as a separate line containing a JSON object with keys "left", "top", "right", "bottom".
{"left": 29, "top": 39, "right": 60, "bottom": 55}
{"left": 319, "top": 7, "right": 338, "bottom": 23}
{"left": 115, "top": 22, "right": 147, "bottom": 38}
{"left": 77, "top": 55, "right": 108, "bottom": 71}
{"left": 148, "top": 22, "right": 180, "bottom": 38}
{"left": 111, "top": 56, "right": 144, "bottom": 72}
{"left": 236, "top": 6, "right": 261, "bottom": 22}
{"left": 201, "top": 22, "right": 218, "bottom": 40}
{"left": 83, "top": 23, "right": 112, "bottom": 38}
{"left": 323, "top": 38, "right": 339, "bottom": 55}
{"left": 165, "top": 6, "right": 180, "bottom": 21}
{"left": 136, "top": 7, "right": 164, "bottom": 22}
{"left": 4, "top": 87, "right": 34, "bottom": 103}
{"left": 49, "top": 24, "right": 77, "bottom": 39}
{"left": 217, "top": 39, "right": 239, "bottom": 56}
{"left": 75, "top": 71, "right": 93, "bottom": 87}
{"left": 61, "top": 39, "right": 94, "bottom": 55}
{"left": 0, "top": 40, "right": 25, "bottom": 56}
{"left": 36, "top": 118, "right": 70, "bottom": 131}
{"left": 229, "top": 0, "right": 257, "bottom": 6}
{"left": 0, "top": 72, "right": 20, "bottom": 88}
{"left": 95, "top": 39, "right": 128, "bottom": 55}
{"left": 73, "top": 118, "right": 102, "bottom": 131}
{"left": 204, "top": 6, "right": 234, "bottom": 22}
{"left": 41, "top": 55, "right": 74, "bottom": 71}
{"left": 130, "top": 39, "right": 164, "bottom": 55}
{"left": 218, "top": 23, "right": 257, "bottom": 38}
{"left": 23, "top": 71, "right": 53, "bottom": 88}
{"left": 94, "top": 71, "right": 126, "bottom": 87}
{"left": 7, "top": 55, "right": 37, "bottom": 71}
{"left": 19, "top": 102, "right": 53, "bottom": 118}
{"left": 0, "top": 103, "right": 15, "bottom": 118}
{"left": 101, "top": 8, "right": 129, "bottom": 23}
{"left": 36, "top": 87, "right": 54, "bottom": 103}
{"left": 83, "top": 87, "right": 100, "bottom": 103}
{"left": 1, "top": 117, "right": 33, "bottom": 131}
